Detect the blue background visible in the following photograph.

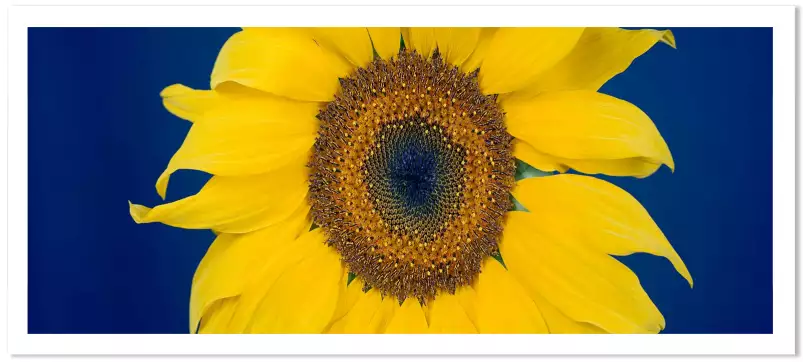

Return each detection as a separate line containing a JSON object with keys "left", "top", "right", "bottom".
{"left": 28, "top": 28, "right": 772, "bottom": 334}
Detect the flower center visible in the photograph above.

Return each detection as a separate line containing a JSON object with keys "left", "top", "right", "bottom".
{"left": 309, "top": 50, "right": 515, "bottom": 302}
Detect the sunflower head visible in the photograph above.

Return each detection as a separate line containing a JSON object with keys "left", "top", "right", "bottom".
{"left": 130, "top": 27, "right": 692, "bottom": 335}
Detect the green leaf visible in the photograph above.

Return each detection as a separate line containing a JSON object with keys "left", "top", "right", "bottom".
{"left": 347, "top": 272, "right": 357, "bottom": 286}
{"left": 515, "top": 159, "right": 553, "bottom": 181}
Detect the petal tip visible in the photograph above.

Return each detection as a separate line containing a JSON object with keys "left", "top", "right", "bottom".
{"left": 671, "top": 256, "right": 694, "bottom": 288}
{"left": 664, "top": 153, "right": 676, "bottom": 172}
{"left": 659, "top": 30, "right": 677, "bottom": 49}
{"left": 683, "top": 270, "right": 694, "bottom": 289}
{"left": 656, "top": 139, "right": 675, "bottom": 172}
{"left": 160, "top": 83, "right": 192, "bottom": 99}
{"left": 155, "top": 170, "right": 171, "bottom": 200}
{"left": 128, "top": 201, "right": 151, "bottom": 224}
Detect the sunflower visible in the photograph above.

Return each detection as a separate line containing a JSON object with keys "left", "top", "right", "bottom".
{"left": 130, "top": 27, "right": 692, "bottom": 334}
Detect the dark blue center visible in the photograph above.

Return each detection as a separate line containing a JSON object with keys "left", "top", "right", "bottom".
{"left": 363, "top": 120, "right": 464, "bottom": 233}
{"left": 387, "top": 143, "right": 438, "bottom": 209}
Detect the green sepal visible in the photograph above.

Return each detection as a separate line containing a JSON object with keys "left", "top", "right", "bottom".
{"left": 491, "top": 251, "right": 507, "bottom": 269}
{"left": 515, "top": 158, "right": 553, "bottom": 181}
{"left": 510, "top": 194, "right": 529, "bottom": 212}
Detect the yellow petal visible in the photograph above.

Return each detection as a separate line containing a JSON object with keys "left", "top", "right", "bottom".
{"left": 513, "top": 139, "right": 567, "bottom": 173}
{"left": 512, "top": 28, "right": 676, "bottom": 98}
{"left": 515, "top": 139, "right": 663, "bottom": 178}
{"left": 191, "top": 232, "right": 235, "bottom": 288}
{"left": 407, "top": 27, "right": 437, "bottom": 58}
{"left": 529, "top": 292, "right": 606, "bottom": 334}
{"left": 226, "top": 227, "right": 323, "bottom": 332}
{"left": 324, "top": 272, "right": 366, "bottom": 332}
{"left": 428, "top": 292, "right": 477, "bottom": 333}
{"left": 454, "top": 286, "right": 478, "bottom": 327}
{"left": 160, "top": 82, "right": 281, "bottom": 124}
{"left": 563, "top": 157, "right": 663, "bottom": 178}
{"left": 188, "top": 205, "right": 310, "bottom": 333}
{"left": 326, "top": 316, "right": 348, "bottom": 334}
{"left": 211, "top": 28, "right": 352, "bottom": 102}
{"left": 190, "top": 232, "right": 236, "bottom": 332}
{"left": 160, "top": 84, "right": 218, "bottom": 123}
{"left": 310, "top": 28, "right": 374, "bottom": 68}
{"left": 420, "top": 299, "right": 432, "bottom": 326}
{"left": 460, "top": 28, "right": 498, "bottom": 72}
{"left": 154, "top": 84, "right": 319, "bottom": 198}
{"left": 129, "top": 161, "right": 308, "bottom": 233}
{"left": 501, "top": 210, "right": 668, "bottom": 333}
{"left": 338, "top": 290, "right": 396, "bottom": 333}
{"left": 248, "top": 229, "right": 343, "bottom": 333}
{"left": 473, "top": 260, "right": 548, "bottom": 333}
{"left": 479, "top": 28, "right": 584, "bottom": 94}
{"left": 512, "top": 174, "right": 692, "bottom": 286}
{"left": 197, "top": 297, "right": 240, "bottom": 334}
{"left": 368, "top": 27, "right": 401, "bottom": 60}
{"left": 385, "top": 298, "right": 429, "bottom": 334}
{"left": 503, "top": 90, "right": 674, "bottom": 176}
{"left": 433, "top": 28, "right": 481, "bottom": 66}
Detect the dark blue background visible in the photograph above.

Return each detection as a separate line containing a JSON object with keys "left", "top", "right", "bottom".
{"left": 28, "top": 28, "right": 772, "bottom": 334}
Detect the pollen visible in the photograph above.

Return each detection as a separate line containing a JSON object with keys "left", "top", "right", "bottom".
{"left": 308, "top": 50, "right": 514, "bottom": 302}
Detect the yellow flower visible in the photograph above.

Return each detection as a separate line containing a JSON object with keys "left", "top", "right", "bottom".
{"left": 130, "top": 27, "right": 692, "bottom": 334}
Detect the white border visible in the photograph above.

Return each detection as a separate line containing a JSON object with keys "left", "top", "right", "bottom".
{"left": 6, "top": 5, "right": 795, "bottom": 356}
